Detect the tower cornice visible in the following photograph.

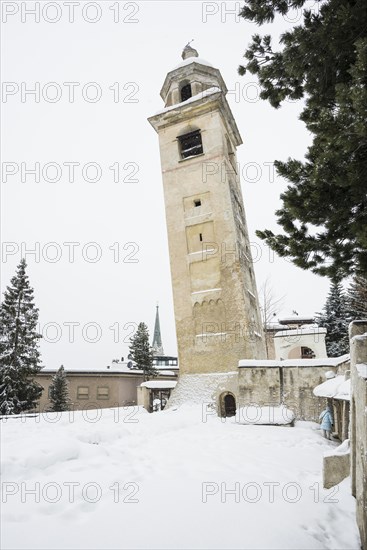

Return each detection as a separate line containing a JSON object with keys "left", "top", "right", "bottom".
{"left": 148, "top": 90, "right": 242, "bottom": 147}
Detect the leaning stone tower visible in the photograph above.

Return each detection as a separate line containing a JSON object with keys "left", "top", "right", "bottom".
{"left": 148, "top": 45, "right": 266, "bottom": 375}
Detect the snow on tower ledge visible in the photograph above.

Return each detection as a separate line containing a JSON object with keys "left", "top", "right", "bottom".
{"left": 174, "top": 56, "right": 214, "bottom": 70}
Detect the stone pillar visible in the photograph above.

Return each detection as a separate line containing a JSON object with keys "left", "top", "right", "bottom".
{"left": 349, "top": 320, "right": 367, "bottom": 550}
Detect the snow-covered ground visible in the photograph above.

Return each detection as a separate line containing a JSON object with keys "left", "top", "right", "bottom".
{"left": 1, "top": 406, "right": 360, "bottom": 549}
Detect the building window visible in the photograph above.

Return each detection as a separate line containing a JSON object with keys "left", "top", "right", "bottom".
{"left": 180, "top": 83, "right": 192, "bottom": 102}
{"left": 199, "top": 233, "right": 203, "bottom": 242}
{"left": 97, "top": 387, "right": 109, "bottom": 400}
{"left": 77, "top": 386, "right": 89, "bottom": 400}
{"left": 178, "top": 130, "right": 203, "bottom": 160}
{"left": 194, "top": 199, "right": 201, "bottom": 207}
{"left": 301, "top": 347, "right": 315, "bottom": 359}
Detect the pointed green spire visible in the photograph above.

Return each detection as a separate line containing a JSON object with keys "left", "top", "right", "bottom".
{"left": 152, "top": 304, "right": 164, "bottom": 356}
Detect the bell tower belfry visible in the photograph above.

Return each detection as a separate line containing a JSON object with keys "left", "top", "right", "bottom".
{"left": 148, "top": 45, "right": 266, "bottom": 374}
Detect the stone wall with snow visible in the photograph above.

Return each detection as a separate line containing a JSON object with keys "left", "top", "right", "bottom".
{"left": 349, "top": 320, "right": 367, "bottom": 550}
{"left": 238, "top": 356, "right": 350, "bottom": 422}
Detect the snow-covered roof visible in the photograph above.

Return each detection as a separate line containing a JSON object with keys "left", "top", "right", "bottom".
{"left": 155, "top": 86, "right": 220, "bottom": 115}
{"left": 278, "top": 315, "right": 315, "bottom": 324}
{"left": 313, "top": 375, "right": 351, "bottom": 401}
{"left": 274, "top": 327, "right": 326, "bottom": 338}
{"left": 266, "top": 323, "right": 285, "bottom": 331}
{"left": 153, "top": 364, "right": 179, "bottom": 370}
{"left": 140, "top": 381, "right": 177, "bottom": 390}
{"left": 173, "top": 57, "right": 214, "bottom": 70}
{"left": 239, "top": 354, "right": 350, "bottom": 369}
{"left": 40, "top": 362, "right": 178, "bottom": 376}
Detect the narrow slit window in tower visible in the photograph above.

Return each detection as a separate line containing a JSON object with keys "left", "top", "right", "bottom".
{"left": 199, "top": 233, "right": 203, "bottom": 242}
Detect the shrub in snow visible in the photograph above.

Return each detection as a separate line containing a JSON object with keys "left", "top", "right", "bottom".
{"left": 48, "top": 365, "right": 70, "bottom": 412}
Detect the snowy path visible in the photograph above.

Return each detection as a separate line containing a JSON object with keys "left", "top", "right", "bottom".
{"left": 1, "top": 406, "right": 360, "bottom": 549}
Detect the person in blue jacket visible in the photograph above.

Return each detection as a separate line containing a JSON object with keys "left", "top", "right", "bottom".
{"left": 319, "top": 405, "right": 333, "bottom": 439}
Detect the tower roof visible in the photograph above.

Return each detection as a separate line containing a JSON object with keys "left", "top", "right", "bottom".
{"left": 152, "top": 305, "right": 164, "bottom": 356}
{"left": 181, "top": 41, "right": 199, "bottom": 60}
{"left": 159, "top": 49, "right": 226, "bottom": 102}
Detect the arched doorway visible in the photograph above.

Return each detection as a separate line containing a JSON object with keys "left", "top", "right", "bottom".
{"left": 220, "top": 392, "right": 236, "bottom": 417}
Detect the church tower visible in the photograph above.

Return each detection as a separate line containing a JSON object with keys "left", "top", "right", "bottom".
{"left": 148, "top": 44, "right": 266, "bottom": 374}
{"left": 152, "top": 305, "right": 164, "bottom": 356}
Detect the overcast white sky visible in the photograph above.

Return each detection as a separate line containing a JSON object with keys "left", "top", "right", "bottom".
{"left": 1, "top": 0, "right": 331, "bottom": 369}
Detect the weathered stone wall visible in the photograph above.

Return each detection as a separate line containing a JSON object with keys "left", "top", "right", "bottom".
{"left": 238, "top": 361, "right": 348, "bottom": 421}
{"left": 350, "top": 321, "right": 367, "bottom": 550}
{"left": 265, "top": 332, "right": 276, "bottom": 359}
{"left": 331, "top": 398, "right": 350, "bottom": 442}
{"left": 323, "top": 448, "right": 350, "bottom": 490}
{"left": 137, "top": 386, "right": 150, "bottom": 410}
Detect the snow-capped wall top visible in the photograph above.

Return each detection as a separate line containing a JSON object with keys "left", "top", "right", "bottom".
{"left": 239, "top": 354, "right": 350, "bottom": 369}
{"left": 324, "top": 438, "right": 350, "bottom": 457}
{"left": 279, "top": 314, "right": 315, "bottom": 323}
{"left": 140, "top": 380, "right": 177, "bottom": 389}
{"left": 274, "top": 327, "right": 327, "bottom": 338}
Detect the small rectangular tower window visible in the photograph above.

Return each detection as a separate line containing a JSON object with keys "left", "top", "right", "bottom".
{"left": 194, "top": 199, "right": 201, "bottom": 207}
{"left": 199, "top": 233, "right": 203, "bottom": 242}
{"left": 178, "top": 130, "right": 203, "bottom": 159}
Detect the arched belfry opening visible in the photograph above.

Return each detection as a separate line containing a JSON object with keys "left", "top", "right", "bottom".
{"left": 180, "top": 82, "right": 192, "bottom": 102}
{"left": 220, "top": 392, "right": 237, "bottom": 417}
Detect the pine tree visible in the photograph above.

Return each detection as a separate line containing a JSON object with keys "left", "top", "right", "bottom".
{"left": 347, "top": 275, "right": 367, "bottom": 321}
{"left": 316, "top": 281, "right": 349, "bottom": 357}
{"left": 0, "top": 259, "right": 43, "bottom": 415}
{"left": 129, "top": 322, "right": 158, "bottom": 381}
{"left": 49, "top": 365, "right": 70, "bottom": 412}
{"left": 238, "top": 0, "right": 367, "bottom": 278}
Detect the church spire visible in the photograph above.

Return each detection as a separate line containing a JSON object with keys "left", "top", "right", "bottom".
{"left": 152, "top": 304, "right": 164, "bottom": 356}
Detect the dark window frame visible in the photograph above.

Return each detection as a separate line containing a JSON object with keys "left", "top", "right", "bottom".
{"left": 178, "top": 130, "right": 203, "bottom": 160}
{"left": 301, "top": 346, "right": 315, "bottom": 359}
